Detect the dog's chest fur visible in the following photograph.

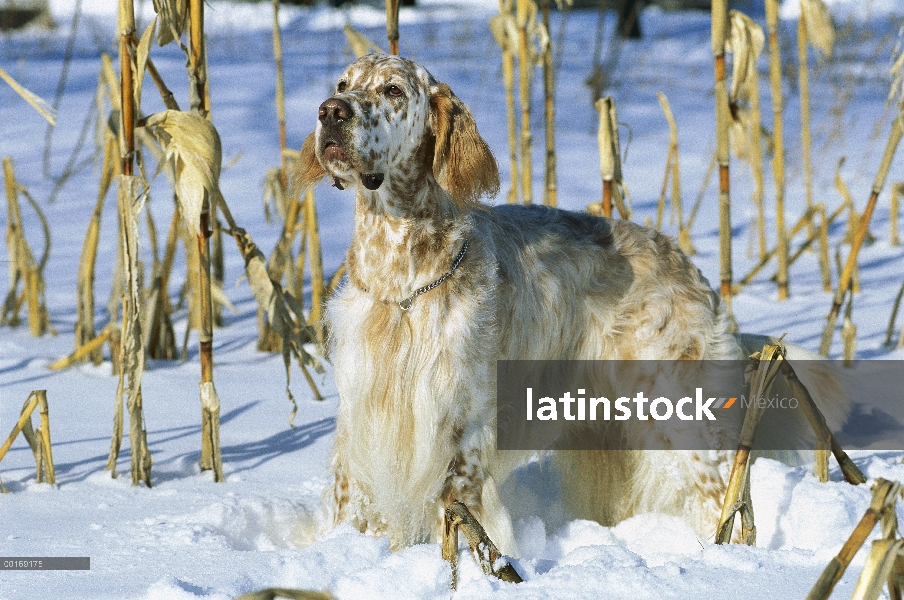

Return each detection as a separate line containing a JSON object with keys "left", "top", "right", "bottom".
{"left": 325, "top": 201, "right": 736, "bottom": 548}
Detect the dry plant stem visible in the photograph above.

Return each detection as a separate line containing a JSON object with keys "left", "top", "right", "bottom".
{"left": 116, "top": 178, "right": 152, "bottom": 486}
{"left": 712, "top": 0, "right": 732, "bottom": 307}
{"left": 851, "top": 538, "right": 904, "bottom": 600}
{"left": 35, "top": 390, "right": 55, "bottom": 484}
{"left": 443, "top": 501, "right": 523, "bottom": 590}
{"left": 51, "top": 326, "right": 114, "bottom": 370}
{"left": 596, "top": 97, "right": 619, "bottom": 219}
{"left": 305, "top": 189, "right": 325, "bottom": 341}
{"left": 748, "top": 56, "right": 767, "bottom": 260}
{"left": 76, "top": 137, "right": 116, "bottom": 363}
{"left": 272, "top": 0, "right": 288, "bottom": 187}
{"left": 842, "top": 287, "right": 856, "bottom": 366}
{"left": 147, "top": 208, "right": 179, "bottom": 360}
{"left": 767, "top": 0, "right": 789, "bottom": 300}
{"left": 717, "top": 343, "right": 784, "bottom": 544}
{"left": 657, "top": 92, "right": 692, "bottom": 253}
{"left": 885, "top": 279, "right": 904, "bottom": 347}
{"left": 780, "top": 360, "right": 866, "bottom": 484}
{"left": 292, "top": 227, "right": 308, "bottom": 303}
{"left": 781, "top": 204, "right": 842, "bottom": 274}
{"left": 516, "top": 0, "right": 533, "bottom": 204}
{"left": 0, "top": 393, "right": 39, "bottom": 464}
{"left": 143, "top": 56, "right": 179, "bottom": 110}
{"left": 819, "top": 107, "right": 904, "bottom": 357}
{"left": 798, "top": 11, "right": 815, "bottom": 241}
{"left": 734, "top": 203, "right": 841, "bottom": 292}
{"left": 386, "top": 0, "right": 400, "bottom": 55}
{"left": 541, "top": 0, "right": 556, "bottom": 207}
{"left": 806, "top": 480, "right": 901, "bottom": 600}
{"left": 818, "top": 204, "right": 831, "bottom": 291}
{"left": 198, "top": 208, "right": 222, "bottom": 481}
{"left": 499, "top": 0, "right": 519, "bottom": 204}
{"left": 3, "top": 157, "right": 51, "bottom": 335}
{"left": 260, "top": 193, "right": 303, "bottom": 352}
{"left": 188, "top": 0, "right": 223, "bottom": 481}
{"left": 602, "top": 180, "right": 612, "bottom": 217}
{"left": 892, "top": 182, "right": 902, "bottom": 247}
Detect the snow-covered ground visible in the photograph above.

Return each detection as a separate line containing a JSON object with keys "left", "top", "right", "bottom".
{"left": 1, "top": 0, "right": 904, "bottom": 598}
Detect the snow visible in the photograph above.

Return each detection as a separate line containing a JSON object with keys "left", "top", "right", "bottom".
{"left": 2, "top": 0, "right": 904, "bottom": 598}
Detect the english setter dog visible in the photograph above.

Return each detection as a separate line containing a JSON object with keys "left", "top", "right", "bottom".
{"left": 296, "top": 54, "right": 845, "bottom": 555}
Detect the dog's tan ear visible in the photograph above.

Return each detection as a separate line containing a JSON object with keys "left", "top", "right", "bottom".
{"left": 430, "top": 83, "right": 500, "bottom": 206}
{"left": 292, "top": 131, "right": 327, "bottom": 196}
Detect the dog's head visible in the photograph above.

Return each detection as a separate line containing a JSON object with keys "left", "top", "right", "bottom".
{"left": 296, "top": 54, "right": 499, "bottom": 208}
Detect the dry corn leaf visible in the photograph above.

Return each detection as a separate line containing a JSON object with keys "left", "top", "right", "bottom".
{"left": 235, "top": 230, "right": 324, "bottom": 423}
{"left": 726, "top": 10, "right": 764, "bottom": 105}
{"left": 153, "top": 0, "right": 188, "bottom": 47}
{"left": 145, "top": 110, "right": 224, "bottom": 236}
{"left": 0, "top": 67, "right": 57, "bottom": 126}
{"left": 800, "top": 0, "right": 835, "bottom": 57}
{"left": 490, "top": 4, "right": 548, "bottom": 64}
{"left": 891, "top": 38, "right": 903, "bottom": 106}
{"left": 489, "top": 13, "right": 518, "bottom": 53}
{"left": 263, "top": 166, "right": 288, "bottom": 223}
{"left": 343, "top": 24, "right": 384, "bottom": 58}
{"left": 133, "top": 18, "right": 157, "bottom": 112}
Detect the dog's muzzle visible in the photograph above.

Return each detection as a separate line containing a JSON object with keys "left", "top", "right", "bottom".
{"left": 318, "top": 97, "right": 385, "bottom": 191}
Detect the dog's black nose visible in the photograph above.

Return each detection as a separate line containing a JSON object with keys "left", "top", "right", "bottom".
{"left": 319, "top": 97, "right": 353, "bottom": 125}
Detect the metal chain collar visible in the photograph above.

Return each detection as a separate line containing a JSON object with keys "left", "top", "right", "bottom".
{"left": 397, "top": 238, "right": 469, "bottom": 311}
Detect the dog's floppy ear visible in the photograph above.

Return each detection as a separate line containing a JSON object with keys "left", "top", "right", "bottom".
{"left": 292, "top": 131, "right": 327, "bottom": 196}
{"left": 430, "top": 83, "right": 500, "bottom": 206}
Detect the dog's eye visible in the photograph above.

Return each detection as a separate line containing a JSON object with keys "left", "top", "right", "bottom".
{"left": 385, "top": 85, "right": 404, "bottom": 98}
{"left": 337, "top": 81, "right": 347, "bottom": 93}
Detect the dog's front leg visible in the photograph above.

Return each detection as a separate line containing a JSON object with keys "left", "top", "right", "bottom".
{"left": 439, "top": 448, "right": 517, "bottom": 556}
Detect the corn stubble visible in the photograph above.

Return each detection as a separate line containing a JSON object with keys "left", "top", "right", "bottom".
{"left": 2, "top": 156, "right": 52, "bottom": 337}
{"left": 0, "top": 391, "right": 55, "bottom": 487}
{"left": 716, "top": 342, "right": 864, "bottom": 546}
{"left": 807, "top": 479, "right": 904, "bottom": 600}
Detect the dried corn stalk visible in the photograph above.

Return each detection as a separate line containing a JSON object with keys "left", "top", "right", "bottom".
{"left": 75, "top": 135, "right": 117, "bottom": 364}
{"left": 540, "top": 0, "right": 556, "bottom": 207}
{"left": 890, "top": 33, "right": 903, "bottom": 107}
{"left": 766, "top": 0, "right": 789, "bottom": 300}
{"left": 806, "top": 480, "right": 901, "bottom": 600}
{"left": 490, "top": 1, "right": 520, "bottom": 205}
{"left": 594, "top": 97, "right": 630, "bottom": 219}
{"left": 798, "top": 0, "right": 835, "bottom": 244}
{"left": 106, "top": 175, "right": 153, "bottom": 486}
{"left": 718, "top": 343, "right": 865, "bottom": 544}
{"left": 343, "top": 24, "right": 384, "bottom": 57}
{"left": 712, "top": 0, "right": 733, "bottom": 306}
{"left": 820, "top": 98, "right": 904, "bottom": 356}
{"left": 891, "top": 182, "right": 902, "bottom": 247}
{"left": 386, "top": 0, "right": 400, "bottom": 54}
{"left": 657, "top": 92, "right": 692, "bottom": 254}
{"left": 726, "top": 10, "right": 767, "bottom": 260}
{"left": 2, "top": 157, "right": 51, "bottom": 336}
{"left": 800, "top": 0, "right": 834, "bottom": 57}
{"left": 0, "top": 391, "right": 55, "bottom": 485}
